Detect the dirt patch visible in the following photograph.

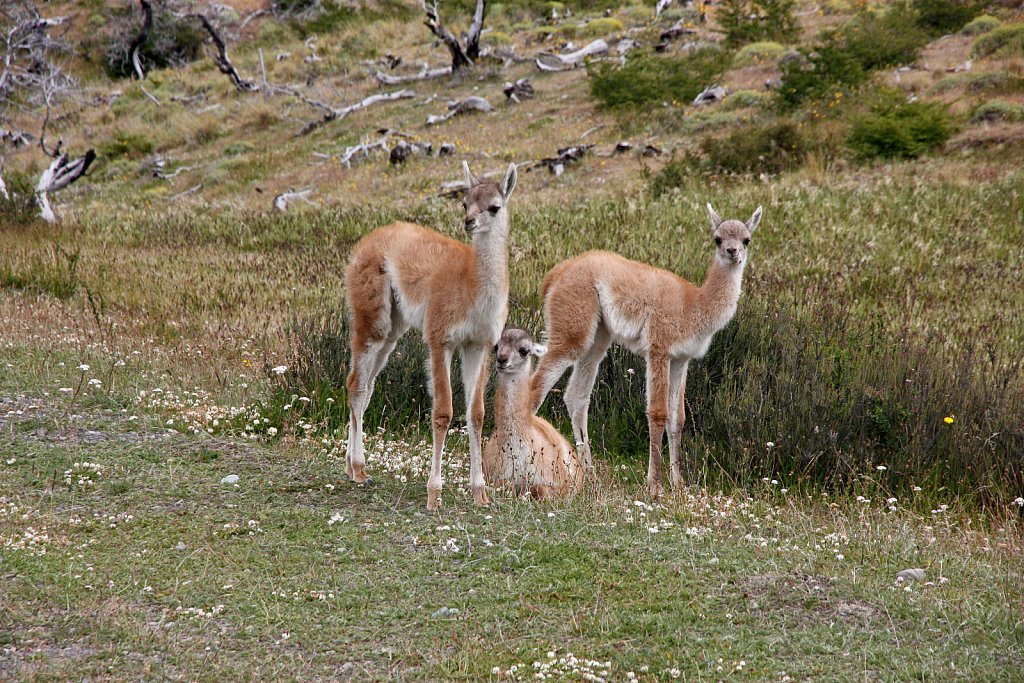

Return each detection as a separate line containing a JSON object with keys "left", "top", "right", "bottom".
{"left": 738, "top": 571, "right": 882, "bottom": 625}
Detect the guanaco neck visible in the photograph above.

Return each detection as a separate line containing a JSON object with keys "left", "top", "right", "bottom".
{"left": 693, "top": 254, "right": 745, "bottom": 334}
{"left": 470, "top": 213, "right": 510, "bottom": 305}
{"left": 494, "top": 369, "right": 530, "bottom": 436}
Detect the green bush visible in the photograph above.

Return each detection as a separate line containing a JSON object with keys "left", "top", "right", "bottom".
{"left": 96, "top": 4, "right": 206, "bottom": 79}
{"left": 99, "top": 131, "right": 154, "bottom": 159}
{"left": 961, "top": 14, "right": 1000, "bottom": 36}
{"left": 718, "top": 0, "right": 800, "bottom": 46}
{"left": 775, "top": 44, "right": 866, "bottom": 111}
{"left": 0, "top": 172, "right": 39, "bottom": 226}
{"left": 733, "top": 41, "right": 786, "bottom": 67}
{"left": 931, "top": 70, "right": 1024, "bottom": 94}
{"left": 589, "top": 49, "right": 732, "bottom": 108}
{"left": 848, "top": 95, "right": 956, "bottom": 160}
{"left": 912, "top": 0, "right": 986, "bottom": 35}
{"left": 972, "top": 22, "right": 1024, "bottom": 58}
{"left": 971, "top": 99, "right": 1024, "bottom": 123}
{"left": 582, "top": 17, "right": 624, "bottom": 37}
{"left": 721, "top": 89, "right": 766, "bottom": 110}
{"left": 837, "top": 6, "right": 930, "bottom": 71}
{"left": 699, "top": 119, "right": 806, "bottom": 174}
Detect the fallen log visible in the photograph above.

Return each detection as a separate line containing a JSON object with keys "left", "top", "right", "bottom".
{"left": 274, "top": 187, "right": 314, "bottom": 211}
{"left": 426, "top": 96, "right": 493, "bottom": 126}
{"left": 503, "top": 78, "right": 533, "bottom": 102}
{"left": 375, "top": 64, "right": 451, "bottom": 86}
{"left": 297, "top": 89, "right": 416, "bottom": 136}
{"left": 535, "top": 39, "right": 607, "bottom": 72}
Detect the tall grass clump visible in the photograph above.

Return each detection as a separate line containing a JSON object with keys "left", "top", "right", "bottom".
{"left": 699, "top": 119, "right": 806, "bottom": 174}
{"left": 589, "top": 49, "right": 731, "bottom": 108}
{"left": 0, "top": 172, "right": 39, "bottom": 226}
{"left": 0, "top": 246, "right": 82, "bottom": 300}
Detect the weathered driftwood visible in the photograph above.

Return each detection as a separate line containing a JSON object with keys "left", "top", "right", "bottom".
{"left": 336, "top": 129, "right": 408, "bottom": 167}
{"left": 274, "top": 187, "right": 314, "bottom": 211}
{"left": 0, "top": 129, "right": 34, "bottom": 148}
{"left": 0, "top": 173, "right": 8, "bottom": 201}
{"left": 35, "top": 148, "right": 96, "bottom": 223}
{"left": 129, "top": 0, "right": 153, "bottom": 80}
{"left": 535, "top": 39, "right": 607, "bottom": 72}
{"left": 422, "top": 0, "right": 486, "bottom": 70}
{"left": 655, "top": 0, "right": 673, "bottom": 16}
{"left": 693, "top": 84, "right": 726, "bottom": 106}
{"left": 375, "top": 64, "right": 451, "bottom": 86}
{"left": 659, "top": 21, "right": 698, "bottom": 43}
{"left": 190, "top": 13, "right": 258, "bottom": 92}
{"left": 503, "top": 78, "right": 533, "bottom": 102}
{"left": 296, "top": 89, "right": 416, "bottom": 136}
{"left": 426, "top": 96, "right": 492, "bottom": 126}
{"left": 389, "top": 139, "right": 433, "bottom": 164}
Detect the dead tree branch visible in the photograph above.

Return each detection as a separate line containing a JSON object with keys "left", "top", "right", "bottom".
{"left": 426, "top": 96, "right": 492, "bottom": 125}
{"left": 535, "top": 39, "right": 607, "bottom": 72}
{"left": 297, "top": 89, "right": 416, "bottom": 136}
{"left": 274, "top": 187, "right": 314, "bottom": 211}
{"left": 375, "top": 64, "right": 451, "bottom": 86}
{"left": 35, "top": 148, "right": 95, "bottom": 223}
{"left": 128, "top": 0, "right": 153, "bottom": 80}
{"left": 465, "top": 0, "right": 486, "bottom": 62}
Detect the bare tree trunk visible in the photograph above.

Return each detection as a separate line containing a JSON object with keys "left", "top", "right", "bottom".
{"left": 465, "top": 0, "right": 486, "bottom": 62}
{"left": 129, "top": 0, "right": 153, "bottom": 80}
{"left": 190, "top": 13, "right": 258, "bottom": 92}
{"left": 422, "top": 0, "right": 471, "bottom": 70}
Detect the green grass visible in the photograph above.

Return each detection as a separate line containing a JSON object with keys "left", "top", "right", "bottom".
{"left": 1, "top": 414, "right": 1021, "bottom": 680}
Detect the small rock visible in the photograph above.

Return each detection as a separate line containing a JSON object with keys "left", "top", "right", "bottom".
{"left": 896, "top": 568, "right": 926, "bottom": 582}
{"left": 221, "top": 474, "right": 240, "bottom": 485}
{"left": 83, "top": 430, "right": 106, "bottom": 443}
{"left": 430, "top": 606, "right": 459, "bottom": 619}
{"left": 693, "top": 84, "right": 727, "bottom": 106}
{"left": 175, "top": 542, "right": 187, "bottom": 551}
{"left": 749, "top": 600, "right": 760, "bottom": 611}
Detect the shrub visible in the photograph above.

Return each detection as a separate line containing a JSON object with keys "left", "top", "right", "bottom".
{"left": 931, "top": 70, "right": 1024, "bottom": 94}
{"left": 699, "top": 119, "right": 806, "bottom": 174}
{"left": 0, "top": 172, "right": 39, "bottom": 226}
{"left": 775, "top": 43, "right": 866, "bottom": 111}
{"left": 99, "top": 131, "right": 154, "bottom": 159}
{"left": 582, "top": 17, "right": 623, "bottom": 37}
{"left": 972, "top": 23, "right": 1024, "bottom": 58}
{"left": 836, "top": 6, "right": 929, "bottom": 71}
{"left": 721, "top": 89, "right": 766, "bottom": 110}
{"left": 589, "top": 49, "right": 732, "bottom": 108}
{"left": 96, "top": 3, "right": 206, "bottom": 79}
{"left": 912, "top": 0, "right": 986, "bottom": 35}
{"left": 848, "top": 96, "right": 956, "bottom": 160}
{"left": 971, "top": 99, "right": 1024, "bottom": 123}
{"left": 733, "top": 41, "right": 786, "bottom": 67}
{"left": 960, "top": 14, "right": 1000, "bottom": 36}
{"left": 718, "top": 0, "right": 800, "bottom": 46}
{"left": 482, "top": 30, "right": 512, "bottom": 45}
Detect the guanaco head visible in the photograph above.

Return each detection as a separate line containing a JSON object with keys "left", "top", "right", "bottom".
{"left": 494, "top": 327, "right": 546, "bottom": 376}
{"left": 462, "top": 161, "right": 518, "bottom": 236}
{"left": 707, "top": 203, "right": 762, "bottom": 267}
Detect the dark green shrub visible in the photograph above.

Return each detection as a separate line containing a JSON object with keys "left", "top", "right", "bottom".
{"left": 912, "top": 0, "right": 986, "bottom": 35}
{"left": 647, "top": 156, "right": 700, "bottom": 198}
{"left": 848, "top": 95, "right": 956, "bottom": 160}
{"left": 589, "top": 49, "right": 732, "bottom": 108}
{"left": 718, "top": 0, "right": 800, "bottom": 46}
{"left": 775, "top": 44, "right": 866, "bottom": 111}
{"left": 699, "top": 119, "right": 806, "bottom": 174}
{"left": 836, "top": 5, "right": 929, "bottom": 71}
{"left": 99, "top": 131, "right": 154, "bottom": 159}
{"left": 98, "top": 4, "right": 206, "bottom": 79}
{"left": 0, "top": 172, "right": 39, "bottom": 226}
{"left": 961, "top": 14, "right": 1001, "bottom": 36}
{"left": 972, "top": 23, "right": 1024, "bottom": 58}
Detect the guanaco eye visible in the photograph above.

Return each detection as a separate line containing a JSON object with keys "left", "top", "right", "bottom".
{"left": 714, "top": 237, "right": 722, "bottom": 246}
{"left": 743, "top": 238, "right": 750, "bottom": 246}
{"left": 518, "top": 348, "right": 529, "bottom": 357}
{"left": 488, "top": 206, "right": 500, "bottom": 215}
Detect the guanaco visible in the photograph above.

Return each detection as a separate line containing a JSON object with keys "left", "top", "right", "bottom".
{"left": 529, "top": 204, "right": 762, "bottom": 496}
{"left": 344, "top": 162, "right": 518, "bottom": 510}
{"left": 484, "top": 328, "right": 583, "bottom": 500}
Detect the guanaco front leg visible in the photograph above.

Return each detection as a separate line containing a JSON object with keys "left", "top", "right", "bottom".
{"left": 667, "top": 358, "right": 689, "bottom": 489}
{"left": 645, "top": 353, "right": 671, "bottom": 498}
{"left": 426, "top": 345, "right": 453, "bottom": 511}
{"left": 461, "top": 344, "right": 492, "bottom": 506}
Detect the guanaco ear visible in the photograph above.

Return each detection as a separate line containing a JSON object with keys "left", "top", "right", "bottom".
{"left": 463, "top": 160, "right": 479, "bottom": 188}
{"left": 500, "top": 162, "right": 518, "bottom": 199}
{"left": 746, "top": 205, "right": 763, "bottom": 233}
{"left": 531, "top": 342, "right": 547, "bottom": 357}
{"left": 707, "top": 203, "right": 723, "bottom": 231}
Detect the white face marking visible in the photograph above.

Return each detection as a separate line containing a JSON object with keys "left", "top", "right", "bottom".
{"left": 712, "top": 219, "right": 753, "bottom": 267}
{"left": 462, "top": 183, "right": 506, "bottom": 235}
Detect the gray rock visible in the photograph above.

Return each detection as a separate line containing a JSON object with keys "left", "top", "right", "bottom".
{"left": 175, "top": 542, "right": 187, "bottom": 551}
{"left": 897, "top": 568, "right": 926, "bottom": 582}
{"left": 221, "top": 474, "right": 240, "bottom": 485}
{"left": 430, "top": 606, "right": 459, "bottom": 619}
{"left": 83, "top": 430, "right": 106, "bottom": 443}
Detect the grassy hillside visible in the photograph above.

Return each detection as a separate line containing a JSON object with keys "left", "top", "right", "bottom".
{"left": 2, "top": 0, "right": 1024, "bottom": 679}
